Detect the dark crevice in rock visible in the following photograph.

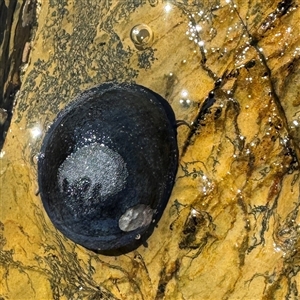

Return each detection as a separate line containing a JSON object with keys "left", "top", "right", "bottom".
{"left": 0, "top": 0, "right": 36, "bottom": 150}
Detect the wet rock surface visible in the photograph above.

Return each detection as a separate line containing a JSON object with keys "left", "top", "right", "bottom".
{"left": 1, "top": 1, "right": 300, "bottom": 299}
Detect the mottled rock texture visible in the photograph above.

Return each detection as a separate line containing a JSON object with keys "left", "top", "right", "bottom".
{"left": 1, "top": 0, "right": 300, "bottom": 299}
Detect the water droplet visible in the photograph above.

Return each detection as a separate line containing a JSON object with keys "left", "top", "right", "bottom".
{"left": 164, "top": 3, "right": 172, "bottom": 13}
{"left": 179, "top": 99, "right": 192, "bottom": 108}
{"left": 0, "top": 150, "right": 5, "bottom": 158}
{"left": 130, "top": 24, "right": 154, "bottom": 50}
{"left": 30, "top": 126, "right": 42, "bottom": 139}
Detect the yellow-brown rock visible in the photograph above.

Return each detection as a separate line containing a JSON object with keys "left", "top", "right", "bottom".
{"left": 1, "top": 0, "right": 300, "bottom": 299}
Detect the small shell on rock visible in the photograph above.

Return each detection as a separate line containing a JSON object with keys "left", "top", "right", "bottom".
{"left": 38, "top": 82, "right": 178, "bottom": 252}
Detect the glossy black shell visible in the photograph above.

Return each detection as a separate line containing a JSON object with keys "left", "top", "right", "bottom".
{"left": 38, "top": 82, "right": 178, "bottom": 252}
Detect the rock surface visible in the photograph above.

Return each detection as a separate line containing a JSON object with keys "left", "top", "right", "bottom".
{"left": 1, "top": 0, "right": 300, "bottom": 299}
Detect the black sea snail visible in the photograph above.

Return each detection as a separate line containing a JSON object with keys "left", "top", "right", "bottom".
{"left": 38, "top": 82, "right": 178, "bottom": 252}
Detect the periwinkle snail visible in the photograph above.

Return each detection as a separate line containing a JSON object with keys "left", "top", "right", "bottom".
{"left": 38, "top": 82, "right": 178, "bottom": 252}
